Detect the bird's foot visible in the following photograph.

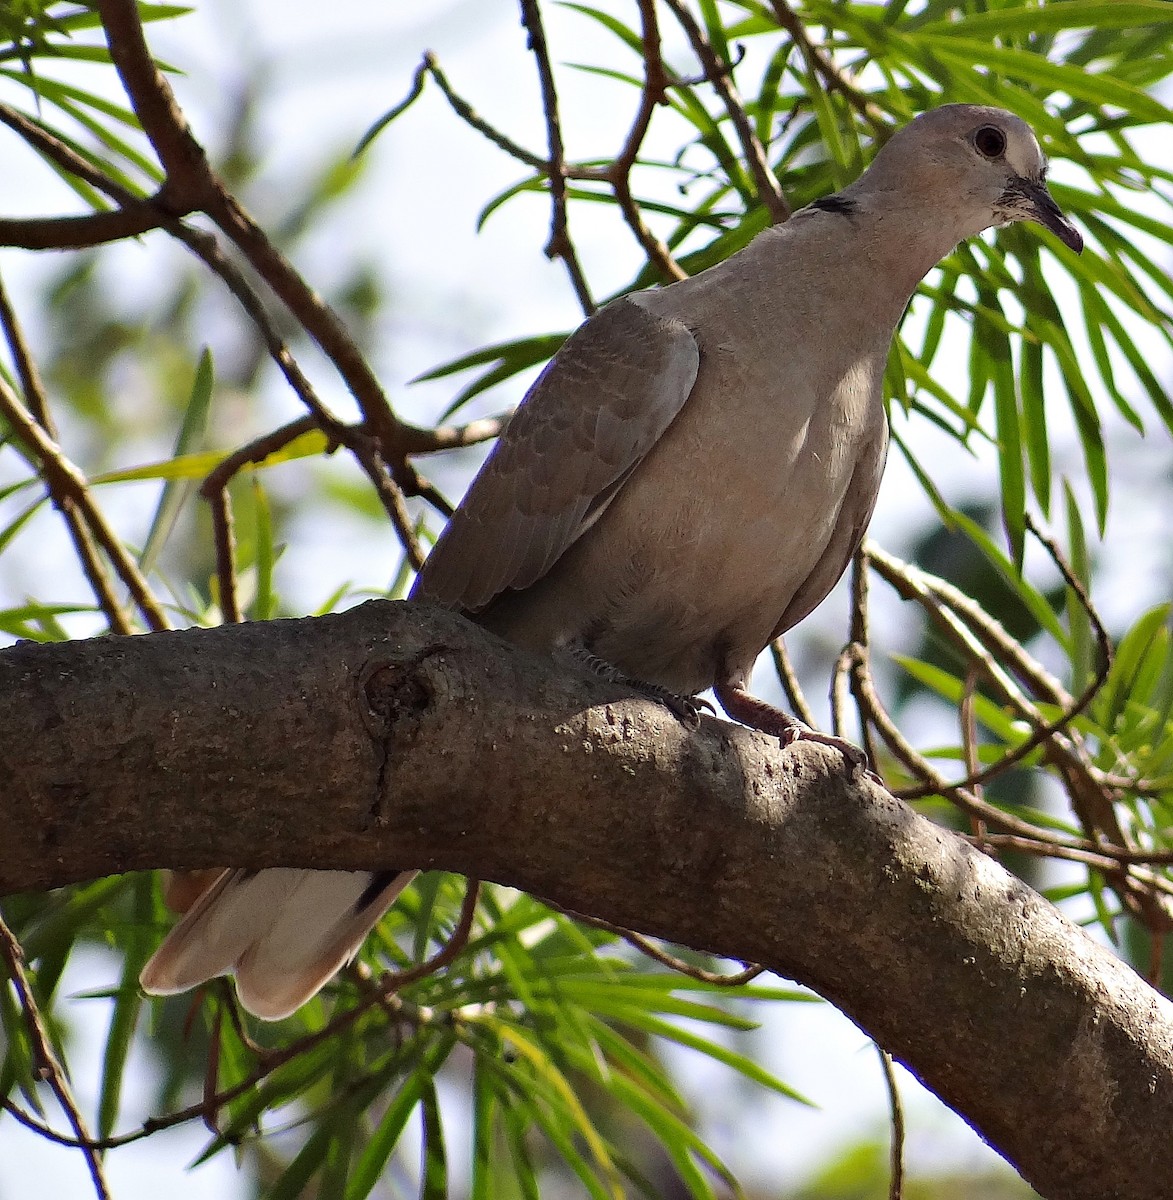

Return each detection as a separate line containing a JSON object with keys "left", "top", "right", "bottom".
{"left": 566, "top": 644, "right": 713, "bottom": 729}
{"left": 635, "top": 682, "right": 715, "bottom": 729}
{"left": 714, "top": 682, "right": 876, "bottom": 781}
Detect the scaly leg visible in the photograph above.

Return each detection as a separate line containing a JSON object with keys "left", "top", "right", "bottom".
{"left": 565, "top": 644, "right": 714, "bottom": 728}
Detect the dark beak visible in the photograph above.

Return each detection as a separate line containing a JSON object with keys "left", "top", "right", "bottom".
{"left": 1017, "top": 177, "right": 1083, "bottom": 254}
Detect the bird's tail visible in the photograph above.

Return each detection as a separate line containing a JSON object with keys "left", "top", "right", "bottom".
{"left": 139, "top": 868, "right": 417, "bottom": 1020}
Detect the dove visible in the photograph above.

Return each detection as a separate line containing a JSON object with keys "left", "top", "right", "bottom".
{"left": 141, "top": 104, "right": 1082, "bottom": 1018}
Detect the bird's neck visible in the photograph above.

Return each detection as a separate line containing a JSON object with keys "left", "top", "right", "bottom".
{"left": 832, "top": 190, "right": 980, "bottom": 307}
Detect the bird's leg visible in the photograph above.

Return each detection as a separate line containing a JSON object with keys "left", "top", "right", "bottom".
{"left": 564, "top": 644, "right": 714, "bottom": 728}
{"left": 713, "top": 681, "right": 871, "bottom": 777}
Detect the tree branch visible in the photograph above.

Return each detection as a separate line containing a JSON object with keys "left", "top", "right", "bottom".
{"left": 1, "top": 602, "right": 1172, "bottom": 1199}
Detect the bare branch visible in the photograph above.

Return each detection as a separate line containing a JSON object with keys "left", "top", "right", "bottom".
{"left": 0, "top": 206, "right": 169, "bottom": 251}
{"left": 419, "top": 51, "right": 546, "bottom": 171}
{"left": 401, "top": 413, "right": 509, "bottom": 455}
{"left": 2, "top": 602, "right": 1173, "bottom": 1200}
{"left": 563, "top": 1, "right": 686, "bottom": 280}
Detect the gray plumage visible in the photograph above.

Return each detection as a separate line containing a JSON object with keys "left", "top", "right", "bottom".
{"left": 141, "top": 104, "right": 1081, "bottom": 1018}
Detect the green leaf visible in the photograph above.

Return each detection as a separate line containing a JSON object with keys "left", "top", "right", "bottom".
{"left": 249, "top": 476, "right": 275, "bottom": 621}
{"left": 919, "top": 3, "right": 1173, "bottom": 38}
{"left": 983, "top": 296, "right": 1028, "bottom": 558}
{"left": 413, "top": 334, "right": 565, "bottom": 420}
{"left": 420, "top": 1078, "right": 449, "bottom": 1200}
{"left": 948, "top": 510, "right": 1070, "bottom": 649}
{"left": 139, "top": 348, "right": 214, "bottom": 576}
{"left": 0, "top": 493, "right": 47, "bottom": 555}
{"left": 91, "top": 430, "right": 329, "bottom": 486}
{"left": 1098, "top": 603, "right": 1172, "bottom": 730}
{"left": 1063, "top": 483, "right": 1094, "bottom": 690}
{"left": 894, "top": 656, "right": 1041, "bottom": 755}
{"left": 913, "top": 36, "right": 1173, "bottom": 124}
{"left": 561, "top": 4, "right": 643, "bottom": 56}
{"left": 600, "top": 1002, "right": 811, "bottom": 1103}
{"left": 490, "top": 1020, "right": 623, "bottom": 1198}
{"left": 97, "top": 875, "right": 154, "bottom": 1139}
{"left": 345, "top": 1041, "right": 450, "bottom": 1200}
{"left": 605, "top": 1071, "right": 736, "bottom": 1200}
{"left": 469, "top": 1056, "right": 497, "bottom": 1200}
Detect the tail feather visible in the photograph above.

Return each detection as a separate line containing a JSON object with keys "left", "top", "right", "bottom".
{"left": 140, "top": 868, "right": 417, "bottom": 1020}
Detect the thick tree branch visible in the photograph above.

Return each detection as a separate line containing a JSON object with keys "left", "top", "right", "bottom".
{"left": 1, "top": 602, "right": 1172, "bottom": 1199}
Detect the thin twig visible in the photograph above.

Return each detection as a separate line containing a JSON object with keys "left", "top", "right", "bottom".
{"left": 876, "top": 1046, "right": 905, "bottom": 1200}
{"left": 567, "top": 0, "right": 686, "bottom": 281}
{"left": 957, "top": 833, "right": 1173, "bottom": 891}
{"left": 831, "top": 643, "right": 853, "bottom": 740}
{"left": 866, "top": 545, "right": 1084, "bottom": 792}
{"left": 412, "top": 474, "right": 456, "bottom": 520}
{"left": 0, "top": 205, "right": 181, "bottom": 250}
{"left": 960, "top": 665, "right": 988, "bottom": 847}
{"left": 0, "top": 916, "right": 112, "bottom": 1198}
{"left": 161, "top": 210, "right": 429, "bottom": 572}
{"left": 421, "top": 51, "right": 546, "bottom": 170}
{"left": 371, "top": 878, "right": 480, "bottom": 995}
{"left": 615, "top": 0, "right": 685, "bottom": 280}
{"left": 95, "top": 0, "right": 431, "bottom": 571}
{"left": 0, "top": 102, "right": 162, "bottom": 206}
{"left": 350, "top": 441, "right": 427, "bottom": 573}
{"left": 166, "top": 224, "right": 345, "bottom": 434}
{"left": 96, "top": 0, "right": 406, "bottom": 459}
{"left": 0, "top": 273, "right": 133, "bottom": 633}
{"left": 200, "top": 416, "right": 320, "bottom": 623}
{"left": 7, "top": 45, "right": 424, "bottom": 574}
{"left": 769, "top": 638, "right": 817, "bottom": 728}
{"left": 400, "top": 413, "right": 509, "bottom": 455}
{"left": 518, "top": 0, "right": 596, "bottom": 315}
{"left": 871, "top": 531, "right": 1112, "bottom": 804}
{"left": 847, "top": 643, "right": 1073, "bottom": 842}
{"left": 847, "top": 605, "right": 1172, "bottom": 921}
{"left": 566, "top": 908, "right": 764, "bottom": 986}
{"left": 661, "top": 0, "right": 790, "bottom": 223}
{"left": 848, "top": 547, "right": 881, "bottom": 770}
{"left": 867, "top": 540, "right": 1072, "bottom": 707}
{"left": 0, "top": 371, "right": 168, "bottom": 631}
{"left": 767, "top": 0, "right": 889, "bottom": 134}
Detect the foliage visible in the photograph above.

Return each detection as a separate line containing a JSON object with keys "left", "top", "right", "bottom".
{"left": 1, "top": 1, "right": 1172, "bottom": 1198}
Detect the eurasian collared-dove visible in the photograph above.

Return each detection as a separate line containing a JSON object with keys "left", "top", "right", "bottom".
{"left": 140, "top": 104, "right": 1082, "bottom": 1019}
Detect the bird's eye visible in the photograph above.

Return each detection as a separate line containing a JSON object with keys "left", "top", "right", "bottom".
{"left": 973, "top": 125, "right": 1007, "bottom": 158}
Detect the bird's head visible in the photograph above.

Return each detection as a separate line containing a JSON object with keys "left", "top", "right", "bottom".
{"left": 857, "top": 104, "right": 1083, "bottom": 253}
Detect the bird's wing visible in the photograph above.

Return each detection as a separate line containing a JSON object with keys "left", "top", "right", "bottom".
{"left": 413, "top": 294, "right": 700, "bottom": 612}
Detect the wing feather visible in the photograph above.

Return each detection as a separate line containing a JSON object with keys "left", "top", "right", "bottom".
{"left": 414, "top": 294, "right": 700, "bottom": 612}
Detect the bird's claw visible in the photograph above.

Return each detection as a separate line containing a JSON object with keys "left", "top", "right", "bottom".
{"left": 779, "top": 723, "right": 879, "bottom": 783}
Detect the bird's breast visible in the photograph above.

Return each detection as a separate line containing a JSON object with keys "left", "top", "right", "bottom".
{"left": 488, "top": 335, "right": 889, "bottom": 695}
